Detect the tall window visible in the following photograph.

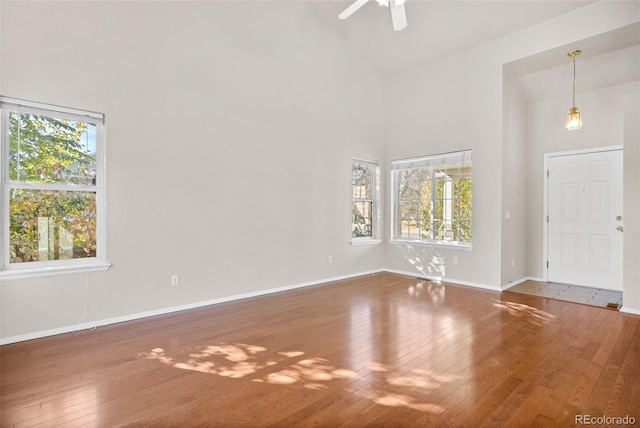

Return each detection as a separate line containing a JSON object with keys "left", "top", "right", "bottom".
{"left": 352, "top": 159, "right": 379, "bottom": 241}
{"left": 1, "top": 97, "right": 108, "bottom": 278}
{"left": 391, "top": 151, "right": 472, "bottom": 246}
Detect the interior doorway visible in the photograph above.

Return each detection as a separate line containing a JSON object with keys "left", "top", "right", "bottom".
{"left": 544, "top": 147, "right": 623, "bottom": 291}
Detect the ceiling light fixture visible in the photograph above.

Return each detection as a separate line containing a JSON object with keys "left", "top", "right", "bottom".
{"left": 566, "top": 50, "right": 582, "bottom": 131}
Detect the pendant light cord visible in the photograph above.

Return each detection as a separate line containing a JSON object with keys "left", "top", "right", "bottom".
{"left": 572, "top": 54, "right": 576, "bottom": 108}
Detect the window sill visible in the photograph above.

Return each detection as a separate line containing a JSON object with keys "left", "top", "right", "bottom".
{"left": 0, "top": 261, "right": 111, "bottom": 281}
{"left": 350, "top": 239, "right": 383, "bottom": 246}
{"left": 390, "top": 239, "right": 472, "bottom": 250}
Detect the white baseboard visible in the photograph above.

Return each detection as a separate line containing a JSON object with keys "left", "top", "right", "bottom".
{"left": 501, "top": 276, "right": 545, "bottom": 290}
{"left": 0, "top": 269, "right": 384, "bottom": 345}
{"left": 4, "top": 269, "right": 636, "bottom": 345}
{"left": 620, "top": 306, "right": 640, "bottom": 316}
{"left": 383, "top": 268, "right": 502, "bottom": 291}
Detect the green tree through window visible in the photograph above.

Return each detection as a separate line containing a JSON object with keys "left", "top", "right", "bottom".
{"left": 352, "top": 159, "right": 379, "bottom": 240}
{"left": 392, "top": 152, "right": 472, "bottom": 244}
{"left": 1, "top": 99, "right": 104, "bottom": 270}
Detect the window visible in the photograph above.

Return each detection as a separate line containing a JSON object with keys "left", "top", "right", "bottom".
{"left": 1, "top": 97, "right": 108, "bottom": 279}
{"left": 391, "top": 151, "right": 472, "bottom": 247}
{"left": 352, "top": 159, "right": 380, "bottom": 242}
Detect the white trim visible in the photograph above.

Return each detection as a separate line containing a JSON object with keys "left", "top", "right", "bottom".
{"left": 349, "top": 239, "right": 383, "bottom": 246}
{"left": 5, "top": 181, "right": 97, "bottom": 192}
{"left": 0, "top": 269, "right": 384, "bottom": 345}
{"left": 620, "top": 306, "right": 640, "bottom": 316}
{"left": 0, "top": 96, "right": 103, "bottom": 121}
{"left": 0, "top": 261, "right": 111, "bottom": 281}
{"left": 542, "top": 146, "right": 623, "bottom": 283}
{"left": 1, "top": 109, "right": 8, "bottom": 271}
{"left": 390, "top": 150, "right": 472, "bottom": 245}
{"left": 0, "top": 98, "right": 107, "bottom": 274}
{"left": 351, "top": 159, "right": 381, "bottom": 241}
{"left": 501, "top": 276, "right": 543, "bottom": 290}
{"left": 383, "top": 268, "right": 501, "bottom": 291}
{"left": 390, "top": 150, "right": 472, "bottom": 170}
{"left": 352, "top": 157, "right": 379, "bottom": 166}
{"left": 389, "top": 239, "right": 472, "bottom": 250}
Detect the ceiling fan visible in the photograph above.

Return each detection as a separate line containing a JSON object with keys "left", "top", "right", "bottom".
{"left": 339, "top": 0, "right": 408, "bottom": 31}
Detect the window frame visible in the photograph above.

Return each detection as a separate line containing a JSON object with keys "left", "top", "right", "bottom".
{"left": 390, "top": 150, "right": 472, "bottom": 249}
{"left": 351, "top": 158, "right": 381, "bottom": 245}
{"left": 0, "top": 97, "right": 110, "bottom": 280}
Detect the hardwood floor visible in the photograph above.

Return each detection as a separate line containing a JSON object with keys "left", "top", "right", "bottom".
{"left": 1, "top": 272, "right": 639, "bottom": 427}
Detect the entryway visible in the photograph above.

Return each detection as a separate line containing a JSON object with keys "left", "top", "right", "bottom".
{"left": 507, "top": 280, "right": 622, "bottom": 310}
{"left": 544, "top": 147, "right": 623, "bottom": 291}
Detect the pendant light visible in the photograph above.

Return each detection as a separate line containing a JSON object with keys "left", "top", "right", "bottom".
{"left": 565, "top": 50, "right": 582, "bottom": 130}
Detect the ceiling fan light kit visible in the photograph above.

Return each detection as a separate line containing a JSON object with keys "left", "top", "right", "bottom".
{"left": 339, "top": 0, "right": 408, "bottom": 31}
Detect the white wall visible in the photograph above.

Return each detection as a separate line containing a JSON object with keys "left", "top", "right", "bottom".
{"left": 384, "top": 50, "right": 504, "bottom": 289}
{"left": 623, "top": 92, "right": 640, "bottom": 314}
{"left": 0, "top": 1, "right": 386, "bottom": 342}
{"left": 524, "top": 82, "right": 640, "bottom": 280}
{"left": 501, "top": 68, "right": 528, "bottom": 286}
{"left": 384, "top": 1, "right": 639, "bottom": 290}
{"left": 2, "top": 1, "right": 639, "bottom": 343}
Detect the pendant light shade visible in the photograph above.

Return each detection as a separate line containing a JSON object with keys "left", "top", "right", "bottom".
{"left": 565, "top": 106, "right": 582, "bottom": 130}
{"left": 566, "top": 50, "right": 582, "bottom": 130}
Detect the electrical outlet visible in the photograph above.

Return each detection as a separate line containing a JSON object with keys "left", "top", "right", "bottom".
{"left": 171, "top": 274, "right": 179, "bottom": 287}
{"left": 453, "top": 256, "right": 459, "bottom": 265}
{"left": 328, "top": 256, "right": 333, "bottom": 264}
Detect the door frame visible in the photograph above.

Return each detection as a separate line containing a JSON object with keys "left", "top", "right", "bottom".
{"left": 542, "top": 145, "right": 623, "bottom": 282}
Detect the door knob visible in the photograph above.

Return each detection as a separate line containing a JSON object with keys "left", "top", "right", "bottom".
{"left": 616, "top": 216, "right": 623, "bottom": 221}
{"left": 616, "top": 225, "right": 624, "bottom": 232}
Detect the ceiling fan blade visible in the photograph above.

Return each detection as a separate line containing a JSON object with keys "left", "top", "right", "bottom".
{"left": 339, "top": 0, "right": 370, "bottom": 20}
{"left": 390, "top": 1, "right": 407, "bottom": 31}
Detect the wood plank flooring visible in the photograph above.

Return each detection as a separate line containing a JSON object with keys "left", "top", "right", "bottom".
{"left": 1, "top": 272, "right": 639, "bottom": 427}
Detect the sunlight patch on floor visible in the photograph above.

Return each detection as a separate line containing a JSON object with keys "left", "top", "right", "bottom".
{"left": 355, "top": 364, "right": 459, "bottom": 415}
{"left": 254, "top": 356, "right": 359, "bottom": 388}
{"left": 374, "top": 393, "right": 446, "bottom": 414}
{"left": 492, "top": 299, "right": 555, "bottom": 326}
{"left": 143, "top": 343, "right": 282, "bottom": 378}
{"left": 141, "top": 344, "right": 358, "bottom": 389}
{"left": 141, "top": 343, "right": 459, "bottom": 413}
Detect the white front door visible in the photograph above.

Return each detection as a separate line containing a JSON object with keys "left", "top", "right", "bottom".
{"left": 547, "top": 149, "right": 623, "bottom": 290}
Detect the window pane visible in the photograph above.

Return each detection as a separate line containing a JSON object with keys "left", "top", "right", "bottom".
{"left": 352, "top": 201, "right": 373, "bottom": 238}
{"left": 393, "top": 153, "right": 471, "bottom": 244}
{"left": 352, "top": 163, "right": 372, "bottom": 199}
{"left": 455, "top": 220, "right": 472, "bottom": 242}
{"left": 9, "top": 189, "right": 97, "bottom": 263}
{"left": 8, "top": 112, "right": 97, "bottom": 185}
{"left": 420, "top": 217, "right": 432, "bottom": 240}
{"left": 352, "top": 160, "right": 378, "bottom": 239}
{"left": 453, "top": 198, "right": 473, "bottom": 221}
{"left": 399, "top": 219, "right": 422, "bottom": 240}
{"left": 433, "top": 199, "right": 444, "bottom": 221}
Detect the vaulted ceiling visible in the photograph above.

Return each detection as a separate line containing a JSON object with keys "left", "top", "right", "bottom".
{"left": 312, "top": 1, "right": 596, "bottom": 78}
{"left": 312, "top": 1, "right": 639, "bottom": 102}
